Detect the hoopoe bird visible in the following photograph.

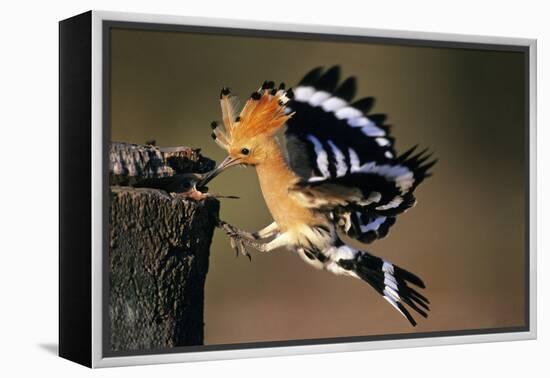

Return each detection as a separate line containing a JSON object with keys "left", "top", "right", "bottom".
{"left": 199, "top": 66, "right": 436, "bottom": 326}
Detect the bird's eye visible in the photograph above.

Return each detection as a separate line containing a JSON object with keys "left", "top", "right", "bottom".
{"left": 241, "top": 148, "right": 250, "bottom": 155}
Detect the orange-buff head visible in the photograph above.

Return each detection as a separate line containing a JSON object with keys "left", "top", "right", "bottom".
{"left": 201, "top": 81, "right": 293, "bottom": 185}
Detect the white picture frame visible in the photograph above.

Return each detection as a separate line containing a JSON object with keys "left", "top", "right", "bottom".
{"left": 59, "top": 10, "right": 537, "bottom": 368}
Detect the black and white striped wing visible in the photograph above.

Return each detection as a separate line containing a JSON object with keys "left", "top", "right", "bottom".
{"left": 284, "top": 66, "right": 436, "bottom": 244}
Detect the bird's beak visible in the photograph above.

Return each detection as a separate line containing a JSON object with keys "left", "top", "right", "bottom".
{"left": 197, "top": 156, "right": 242, "bottom": 188}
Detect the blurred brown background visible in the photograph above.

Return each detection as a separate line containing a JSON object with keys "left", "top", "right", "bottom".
{"left": 109, "top": 27, "right": 526, "bottom": 345}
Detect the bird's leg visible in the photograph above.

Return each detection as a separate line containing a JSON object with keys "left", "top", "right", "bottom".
{"left": 218, "top": 220, "right": 255, "bottom": 241}
{"left": 245, "top": 234, "right": 288, "bottom": 253}
{"left": 221, "top": 223, "right": 286, "bottom": 252}
{"left": 217, "top": 220, "right": 282, "bottom": 258}
{"left": 218, "top": 220, "right": 279, "bottom": 241}
{"left": 251, "top": 222, "right": 279, "bottom": 240}
{"left": 217, "top": 220, "right": 257, "bottom": 259}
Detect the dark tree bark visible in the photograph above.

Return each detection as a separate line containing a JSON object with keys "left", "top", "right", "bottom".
{"left": 108, "top": 142, "right": 219, "bottom": 352}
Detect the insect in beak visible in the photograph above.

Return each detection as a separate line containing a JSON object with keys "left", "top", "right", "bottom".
{"left": 197, "top": 156, "right": 242, "bottom": 188}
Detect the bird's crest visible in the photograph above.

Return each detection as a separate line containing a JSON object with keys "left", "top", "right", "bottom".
{"left": 211, "top": 81, "right": 294, "bottom": 151}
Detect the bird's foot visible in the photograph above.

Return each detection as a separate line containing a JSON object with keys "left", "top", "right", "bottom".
{"left": 217, "top": 220, "right": 254, "bottom": 260}
{"left": 218, "top": 220, "right": 257, "bottom": 240}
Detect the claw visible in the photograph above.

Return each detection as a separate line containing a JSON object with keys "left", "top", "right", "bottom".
{"left": 238, "top": 239, "right": 252, "bottom": 261}
{"left": 233, "top": 238, "right": 251, "bottom": 260}
{"left": 217, "top": 220, "right": 256, "bottom": 260}
{"left": 230, "top": 237, "right": 240, "bottom": 257}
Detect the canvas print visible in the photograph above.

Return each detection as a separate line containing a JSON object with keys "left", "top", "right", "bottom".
{"left": 106, "top": 25, "right": 527, "bottom": 355}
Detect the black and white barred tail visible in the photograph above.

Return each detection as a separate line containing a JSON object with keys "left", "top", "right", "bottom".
{"left": 327, "top": 242, "right": 429, "bottom": 326}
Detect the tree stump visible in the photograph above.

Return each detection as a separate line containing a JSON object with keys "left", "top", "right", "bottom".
{"left": 108, "top": 142, "right": 219, "bottom": 352}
